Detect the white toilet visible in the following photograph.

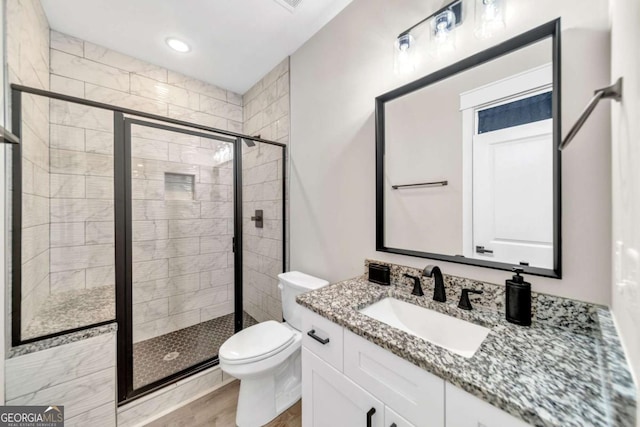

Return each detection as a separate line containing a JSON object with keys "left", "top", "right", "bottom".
{"left": 219, "top": 271, "right": 329, "bottom": 426}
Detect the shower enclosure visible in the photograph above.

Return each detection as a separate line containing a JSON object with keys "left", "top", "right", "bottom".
{"left": 9, "top": 85, "right": 286, "bottom": 403}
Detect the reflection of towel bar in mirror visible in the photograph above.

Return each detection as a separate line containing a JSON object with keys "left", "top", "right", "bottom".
{"left": 559, "top": 77, "right": 623, "bottom": 150}
{"left": 392, "top": 180, "right": 448, "bottom": 190}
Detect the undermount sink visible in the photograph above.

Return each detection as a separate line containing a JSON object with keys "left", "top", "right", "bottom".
{"left": 359, "top": 297, "right": 490, "bottom": 358}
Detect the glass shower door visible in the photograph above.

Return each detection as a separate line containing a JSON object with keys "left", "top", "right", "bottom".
{"left": 125, "top": 118, "right": 238, "bottom": 393}
{"left": 241, "top": 140, "right": 285, "bottom": 325}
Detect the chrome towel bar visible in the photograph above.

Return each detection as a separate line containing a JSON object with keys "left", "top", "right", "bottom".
{"left": 392, "top": 180, "right": 448, "bottom": 190}
{"left": 559, "top": 77, "right": 623, "bottom": 150}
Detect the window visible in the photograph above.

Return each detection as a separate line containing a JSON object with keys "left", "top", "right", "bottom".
{"left": 477, "top": 91, "right": 552, "bottom": 134}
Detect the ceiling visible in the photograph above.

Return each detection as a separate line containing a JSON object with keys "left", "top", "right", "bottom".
{"left": 40, "top": 0, "right": 353, "bottom": 94}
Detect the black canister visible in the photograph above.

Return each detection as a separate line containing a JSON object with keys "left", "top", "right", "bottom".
{"left": 505, "top": 267, "right": 531, "bottom": 326}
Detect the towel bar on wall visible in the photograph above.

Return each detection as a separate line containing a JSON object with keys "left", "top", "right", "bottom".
{"left": 0, "top": 126, "right": 19, "bottom": 144}
{"left": 559, "top": 77, "right": 623, "bottom": 150}
{"left": 391, "top": 180, "right": 448, "bottom": 189}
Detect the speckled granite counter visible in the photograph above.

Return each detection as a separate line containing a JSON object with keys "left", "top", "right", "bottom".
{"left": 10, "top": 322, "right": 117, "bottom": 358}
{"left": 297, "top": 268, "right": 636, "bottom": 427}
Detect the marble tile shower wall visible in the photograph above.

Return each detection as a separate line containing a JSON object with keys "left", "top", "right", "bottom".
{"left": 130, "top": 130, "right": 235, "bottom": 343}
{"left": 6, "top": 0, "right": 51, "bottom": 334}
{"left": 49, "top": 31, "right": 243, "bottom": 128}
{"left": 48, "top": 101, "right": 114, "bottom": 297}
{"left": 242, "top": 58, "right": 289, "bottom": 322}
{"left": 48, "top": 30, "right": 243, "bottom": 340}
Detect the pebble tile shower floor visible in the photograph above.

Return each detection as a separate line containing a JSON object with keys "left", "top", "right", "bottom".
{"left": 133, "top": 312, "right": 258, "bottom": 389}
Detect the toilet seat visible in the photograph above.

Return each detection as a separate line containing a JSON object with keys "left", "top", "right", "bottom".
{"left": 219, "top": 321, "right": 295, "bottom": 365}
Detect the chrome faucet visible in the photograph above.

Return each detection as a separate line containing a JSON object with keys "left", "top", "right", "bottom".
{"left": 422, "top": 265, "right": 446, "bottom": 303}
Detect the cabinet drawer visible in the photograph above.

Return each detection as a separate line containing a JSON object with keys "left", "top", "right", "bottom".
{"left": 344, "top": 330, "right": 445, "bottom": 427}
{"left": 301, "top": 307, "right": 344, "bottom": 371}
{"left": 385, "top": 406, "right": 415, "bottom": 427}
{"left": 445, "top": 383, "right": 530, "bottom": 427}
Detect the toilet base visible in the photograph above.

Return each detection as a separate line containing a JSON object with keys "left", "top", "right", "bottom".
{"left": 235, "top": 350, "right": 302, "bottom": 426}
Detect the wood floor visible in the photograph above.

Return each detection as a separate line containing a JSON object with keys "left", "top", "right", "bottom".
{"left": 146, "top": 380, "right": 302, "bottom": 427}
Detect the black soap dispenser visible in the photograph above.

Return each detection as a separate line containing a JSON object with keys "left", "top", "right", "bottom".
{"left": 505, "top": 267, "right": 531, "bottom": 326}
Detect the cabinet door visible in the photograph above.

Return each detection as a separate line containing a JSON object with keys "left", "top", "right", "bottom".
{"left": 445, "top": 383, "right": 531, "bottom": 427}
{"left": 385, "top": 406, "right": 415, "bottom": 427}
{"left": 344, "top": 330, "right": 445, "bottom": 427}
{"left": 303, "top": 348, "right": 384, "bottom": 427}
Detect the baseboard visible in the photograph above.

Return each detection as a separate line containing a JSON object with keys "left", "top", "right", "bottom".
{"left": 117, "top": 366, "right": 234, "bottom": 427}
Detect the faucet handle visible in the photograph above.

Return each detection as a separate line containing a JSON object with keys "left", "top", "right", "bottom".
{"left": 403, "top": 274, "right": 424, "bottom": 297}
{"left": 458, "top": 288, "right": 483, "bottom": 310}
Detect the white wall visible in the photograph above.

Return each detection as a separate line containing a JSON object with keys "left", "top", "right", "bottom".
{"left": 610, "top": 0, "right": 640, "bottom": 414}
{"left": 290, "top": 0, "right": 612, "bottom": 304}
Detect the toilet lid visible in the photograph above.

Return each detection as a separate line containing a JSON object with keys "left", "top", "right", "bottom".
{"left": 219, "top": 321, "right": 295, "bottom": 363}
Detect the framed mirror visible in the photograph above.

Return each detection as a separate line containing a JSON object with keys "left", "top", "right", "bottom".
{"left": 376, "top": 19, "right": 561, "bottom": 278}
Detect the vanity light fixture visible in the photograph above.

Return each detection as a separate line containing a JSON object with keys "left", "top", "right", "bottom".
{"left": 429, "top": 8, "right": 457, "bottom": 56}
{"left": 393, "top": 33, "right": 417, "bottom": 74}
{"left": 166, "top": 37, "right": 191, "bottom": 53}
{"left": 474, "top": 0, "right": 506, "bottom": 39}
{"left": 393, "top": 0, "right": 463, "bottom": 74}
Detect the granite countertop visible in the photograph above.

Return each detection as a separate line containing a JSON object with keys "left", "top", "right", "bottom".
{"left": 297, "top": 275, "right": 637, "bottom": 427}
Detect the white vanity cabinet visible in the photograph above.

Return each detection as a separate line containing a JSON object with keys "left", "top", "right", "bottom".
{"left": 301, "top": 307, "right": 441, "bottom": 427}
{"left": 343, "top": 331, "right": 444, "bottom": 426}
{"left": 303, "top": 348, "right": 384, "bottom": 427}
{"left": 300, "top": 306, "right": 532, "bottom": 427}
{"left": 445, "top": 383, "right": 530, "bottom": 427}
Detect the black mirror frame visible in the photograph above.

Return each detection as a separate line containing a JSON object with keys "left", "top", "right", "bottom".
{"left": 375, "top": 19, "right": 562, "bottom": 279}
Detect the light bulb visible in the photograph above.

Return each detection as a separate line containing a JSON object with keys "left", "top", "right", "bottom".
{"left": 396, "top": 34, "right": 413, "bottom": 52}
{"left": 474, "top": 0, "right": 506, "bottom": 39}
{"left": 429, "top": 10, "right": 456, "bottom": 57}
{"left": 394, "top": 34, "right": 417, "bottom": 75}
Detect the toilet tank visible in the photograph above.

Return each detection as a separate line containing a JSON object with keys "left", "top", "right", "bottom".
{"left": 278, "top": 271, "right": 329, "bottom": 331}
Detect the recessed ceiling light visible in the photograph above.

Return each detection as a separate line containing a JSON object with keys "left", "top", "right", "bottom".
{"left": 166, "top": 38, "right": 190, "bottom": 53}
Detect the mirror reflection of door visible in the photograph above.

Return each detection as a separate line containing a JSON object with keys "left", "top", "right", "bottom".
{"left": 461, "top": 64, "right": 553, "bottom": 269}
